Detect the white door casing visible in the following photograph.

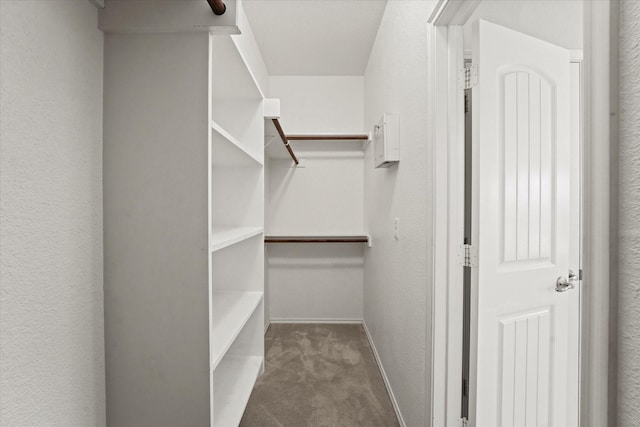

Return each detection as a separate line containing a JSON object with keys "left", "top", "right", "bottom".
{"left": 469, "top": 20, "right": 579, "bottom": 427}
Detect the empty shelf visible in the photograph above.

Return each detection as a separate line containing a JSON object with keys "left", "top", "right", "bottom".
{"left": 212, "top": 120, "right": 263, "bottom": 167}
{"left": 211, "top": 291, "right": 263, "bottom": 369}
{"left": 211, "top": 35, "right": 264, "bottom": 101}
{"left": 210, "top": 227, "right": 263, "bottom": 252}
{"left": 213, "top": 355, "right": 263, "bottom": 427}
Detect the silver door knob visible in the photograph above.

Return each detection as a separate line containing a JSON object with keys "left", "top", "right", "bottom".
{"left": 556, "top": 272, "right": 576, "bottom": 292}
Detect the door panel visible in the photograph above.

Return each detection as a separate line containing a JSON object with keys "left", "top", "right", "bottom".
{"left": 501, "top": 70, "right": 555, "bottom": 264}
{"left": 470, "top": 20, "right": 578, "bottom": 427}
{"left": 499, "top": 309, "right": 551, "bottom": 425}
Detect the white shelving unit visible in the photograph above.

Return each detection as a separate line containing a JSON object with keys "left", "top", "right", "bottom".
{"left": 208, "top": 8, "right": 266, "bottom": 425}
{"left": 101, "top": 1, "right": 266, "bottom": 426}
{"left": 213, "top": 355, "right": 263, "bottom": 427}
{"left": 210, "top": 291, "right": 263, "bottom": 369}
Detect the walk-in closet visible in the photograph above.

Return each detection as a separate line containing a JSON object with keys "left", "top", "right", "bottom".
{"left": 100, "top": 0, "right": 586, "bottom": 425}
{"left": 101, "top": 1, "right": 426, "bottom": 425}
{"left": 2, "top": 0, "right": 626, "bottom": 425}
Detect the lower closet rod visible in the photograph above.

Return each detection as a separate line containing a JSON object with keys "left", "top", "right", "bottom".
{"left": 265, "top": 236, "right": 368, "bottom": 243}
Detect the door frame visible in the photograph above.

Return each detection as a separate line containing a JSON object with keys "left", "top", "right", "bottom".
{"left": 426, "top": 1, "right": 616, "bottom": 426}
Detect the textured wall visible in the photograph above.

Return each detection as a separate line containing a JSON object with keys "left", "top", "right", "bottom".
{"left": 266, "top": 76, "right": 365, "bottom": 321}
{"left": 363, "top": 1, "right": 436, "bottom": 425}
{"left": 269, "top": 76, "right": 364, "bottom": 134}
{"left": 0, "top": 1, "right": 105, "bottom": 426}
{"left": 463, "top": 0, "right": 583, "bottom": 50}
{"left": 618, "top": 0, "right": 640, "bottom": 425}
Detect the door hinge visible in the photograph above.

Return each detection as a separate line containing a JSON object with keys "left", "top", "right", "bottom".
{"left": 459, "top": 64, "right": 478, "bottom": 90}
{"left": 459, "top": 243, "right": 478, "bottom": 268}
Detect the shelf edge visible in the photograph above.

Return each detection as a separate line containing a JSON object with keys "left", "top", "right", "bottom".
{"left": 210, "top": 291, "right": 264, "bottom": 370}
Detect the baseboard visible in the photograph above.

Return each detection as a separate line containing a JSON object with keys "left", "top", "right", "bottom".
{"left": 264, "top": 320, "right": 271, "bottom": 335}
{"left": 269, "top": 318, "right": 363, "bottom": 324}
{"left": 362, "top": 320, "right": 406, "bottom": 427}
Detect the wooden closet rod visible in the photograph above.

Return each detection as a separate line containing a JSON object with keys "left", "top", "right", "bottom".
{"left": 272, "top": 119, "right": 299, "bottom": 165}
{"left": 206, "top": 0, "right": 226, "bottom": 15}
{"left": 287, "top": 134, "right": 369, "bottom": 141}
{"left": 265, "top": 236, "right": 369, "bottom": 243}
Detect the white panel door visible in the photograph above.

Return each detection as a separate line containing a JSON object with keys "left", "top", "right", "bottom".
{"left": 470, "top": 20, "right": 579, "bottom": 427}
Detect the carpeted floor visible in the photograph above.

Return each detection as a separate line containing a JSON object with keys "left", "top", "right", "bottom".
{"left": 240, "top": 323, "right": 400, "bottom": 427}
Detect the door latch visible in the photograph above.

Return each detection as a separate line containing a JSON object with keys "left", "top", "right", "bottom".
{"left": 556, "top": 269, "right": 578, "bottom": 292}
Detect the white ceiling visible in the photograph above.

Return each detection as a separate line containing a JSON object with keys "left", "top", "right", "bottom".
{"left": 243, "top": 0, "right": 387, "bottom": 76}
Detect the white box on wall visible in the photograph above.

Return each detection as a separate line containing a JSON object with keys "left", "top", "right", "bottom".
{"left": 264, "top": 98, "right": 280, "bottom": 119}
{"left": 374, "top": 113, "right": 400, "bottom": 168}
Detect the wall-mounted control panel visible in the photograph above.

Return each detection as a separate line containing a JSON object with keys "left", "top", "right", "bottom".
{"left": 374, "top": 113, "right": 400, "bottom": 168}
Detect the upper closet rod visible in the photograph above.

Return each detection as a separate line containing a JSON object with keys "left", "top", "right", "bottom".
{"left": 272, "top": 119, "right": 300, "bottom": 165}
{"left": 206, "top": 0, "right": 226, "bottom": 15}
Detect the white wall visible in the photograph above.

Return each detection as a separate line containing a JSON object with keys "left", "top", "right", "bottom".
{"left": 267, "top": 243, "right": 364, "bottom": 321}
{"left": 268, "top": 151, "right": 364, "bottom": 235}
{"left": 0, "top": 1, "right": 105, "bottom": 426}
{"left": 363, "top": 1, "right": 436, "bottom": 425}
{"left": 618, "top": 0, "right": 640, "bottom": 424}
{"left": 463, "top": 0, "right": 583, "bottom": 50}
{"left": 266, "top": 76, "right": 365, "bottom": 321}
{"left": 269, "top": 76, "right": 364, "bottom": 133}
{"left": 266, "top": 154, "right": 365, "bottom": 321}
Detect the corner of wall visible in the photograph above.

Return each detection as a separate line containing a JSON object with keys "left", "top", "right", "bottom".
{"left": 362, "top": 1, "right": 437, "bottom": 426}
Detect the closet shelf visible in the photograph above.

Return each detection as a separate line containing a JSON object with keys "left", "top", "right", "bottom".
{"left": 211, "top": 227, "right": 263, "bottom": 252}
{"left": 211, "top": 291, "right": 263, "bottom": 370}
{"left": 211, "top": 35, "right": 264, "bottom": 101}
{"left": 213, "top": 355, "right": 263, "bottom": 427}
{"left": 265, "top": 235, "right": 371, "bottom": 247}
{"left": 212, "top": 120, "right": 263, "bottom": 167}
{"left": 265, "top": 119, "right": 371, "bottom": 163}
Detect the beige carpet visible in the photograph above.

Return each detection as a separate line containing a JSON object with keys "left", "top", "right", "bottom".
{"left": 240, "top": 323, "right": 400, "bottom": 427}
